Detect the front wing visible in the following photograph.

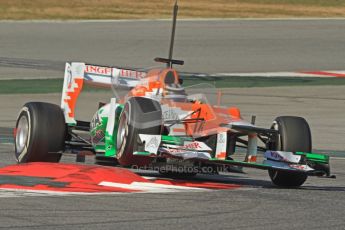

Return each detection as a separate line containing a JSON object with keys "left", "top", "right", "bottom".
{"left": 134, "top": 134, "right": 332, "bottom": 177}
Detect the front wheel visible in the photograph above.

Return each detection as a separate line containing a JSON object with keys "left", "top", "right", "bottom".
{"left": 268, "top": 116, "right": 311, "bottom": 187}
{"left": 116, "top": 97, "right": 162, "bottom": 167}
{"left": 15, "top": 102, "right": 65, "bottom": 163}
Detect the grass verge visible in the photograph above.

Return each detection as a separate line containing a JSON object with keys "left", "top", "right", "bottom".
{"left": 1, "top": 76, "right": 345, "bottom": 94}
{"left": 1, "top": 0, "right": 345, "bottom": 20}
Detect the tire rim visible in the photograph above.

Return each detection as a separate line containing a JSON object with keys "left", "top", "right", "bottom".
{"left": 117, "top": 112, "right": 128, "bottom": 157}
{"left": 16, "top": 115, "right": 29, "bottom": 153}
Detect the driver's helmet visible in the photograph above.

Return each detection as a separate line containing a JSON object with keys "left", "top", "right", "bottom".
{"left": 161, "top": 70, "right": 187, "bottom": 102}
{"left": 129, "top": 68, "right": 187, "bottom": 102}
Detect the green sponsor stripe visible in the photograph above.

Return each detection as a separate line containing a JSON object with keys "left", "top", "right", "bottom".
{"left": 161, "top": 135, "right": 193, "bottom": 145}
{"left": 133, "top": 151, "right": 153, "bottom": 157}
{"left": 105, "top": 131, "right": 115, "bottom": 157}
{"left": 295, "top": 152, "right": 329, "bottom": 164}
{"left": 92, "top": 116, "right": 107, "bottom": 154}
{"left": 105, "top": 105, "right": 123, "bottom": 157}
{"left": 161, "top": 136, "right": 183, "bottom": 145}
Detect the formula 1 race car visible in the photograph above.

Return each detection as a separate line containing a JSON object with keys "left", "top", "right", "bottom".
{"left": 14, "top": 2, "right": 333, "bottom": 187}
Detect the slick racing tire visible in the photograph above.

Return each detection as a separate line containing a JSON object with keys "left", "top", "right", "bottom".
{"left": 116, "top": 97, "right": 162, "bottom": 167}
{"left": 268, "top": 116, "right": 311, "bottom": 187}
{"left": 15, "top": 102, "right": 65, "bottom": 163}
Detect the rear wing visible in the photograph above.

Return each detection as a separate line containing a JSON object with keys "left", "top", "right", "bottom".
{"left": 61, "top": 62, "right": 146, "bottom": 125}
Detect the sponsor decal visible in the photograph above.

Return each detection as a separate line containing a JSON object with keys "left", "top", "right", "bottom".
{"left": 268, "top": 151, "right": 284, "bottom": 161}
{"left": 289, "top": 164, "right": 313, "bottom": 171}
{"left": 163, "top": 108, "right": 180, "bottom": 120}
{"left": 183, "top": 141, "right": 201, "bottom": 150}
{"left": 139, "top": 134, "right": 161, "bottom": 154}
{"left": 216, "top": 132, "right": 227, "bottom": 159}
{"left": 146, "top": 136, "right": 159, "bottom": 151}
{"left": 163, "top": 141, "right": 211, "bottom": 154}
{"left": 66, "top": 64, "right": 73, "bottom": 88}
{"left": 119, "top": 69, "right": 146, "bottom": 79}
{"left": 85, "top": 65, "right": 112, "bottom": 76}
{"left": 92, "top": 129, "right": 105, "bottom": 144}
{"left": 90, "top": 112, "right": 101, "bottom": 131}
{"left": 264, "top": 151, "right": 301, "bottom": 164}
{"left": 218, "top": 133, "right": 226, "bottom": 144}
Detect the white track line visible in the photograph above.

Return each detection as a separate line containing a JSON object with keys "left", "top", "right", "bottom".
{"left": 0, "top": 181, "right": 214, "bottom": 198}
{"left": 193, "top": 70, "right": 345, "bottom": 78}
{"left": 0, "top": 188, "right": 126, "bottom": 198}
{"left": 99, "top": 181, "right": 208, "bottom": 193}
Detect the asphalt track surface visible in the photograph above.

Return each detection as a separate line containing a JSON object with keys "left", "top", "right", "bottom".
{"left": 0, "top": 19, "right": 345, "bottom": 229}
{"left": 0, "top": 87, "right": 344, "bottom": 229}
{"left": 1, "top": 19, "right": 345, "bottom": 78}
{"left": 0, "top": 143, "right": 344, "bottom": 230}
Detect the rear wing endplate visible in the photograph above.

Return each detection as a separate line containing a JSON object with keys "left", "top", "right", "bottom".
{"left": 61, "top": 62, "right": 146, "bottom": 125}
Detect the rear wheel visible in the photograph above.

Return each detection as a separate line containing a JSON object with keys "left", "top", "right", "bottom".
{"left": 268, "top": 116, "right": 311, "bottom": 187}
{"left": 15, "top": 102, "right": 65, "bottom": 163}
{"left": 116, "top": 97, "right": 162, "bottom": 167}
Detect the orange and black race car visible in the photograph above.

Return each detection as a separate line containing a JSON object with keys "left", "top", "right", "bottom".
{"left": 14, "top": 2, "right": 333, "bottom": 187}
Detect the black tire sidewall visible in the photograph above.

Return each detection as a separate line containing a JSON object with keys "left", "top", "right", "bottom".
{"left": 275, "top": 116, "right": 312, "bottom": 153}
{"left": 268, "top": 116, "right": 310, "bottom": 187}
{"left": 15, "top": 102, "right": 65, "bottom": 163}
